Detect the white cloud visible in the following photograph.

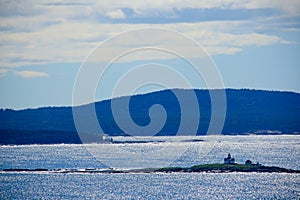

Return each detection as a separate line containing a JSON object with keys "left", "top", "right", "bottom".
{"left": 91, "top": 0, "right": 300, "bottom": 15}
{"left": 105, "top": 9, "right": 126, "bottom": 19}
{"left": 0, "top": 1, "right": 297, "bottom": 68}
{"left": 187, "top": 31, "right": 289, "bottom": 47}
{"left": 1, "top": 0, "right": 299, "bottom": 18}
{"left": 0, "top": 20, "right": 293, "bottom": 67}
{"left": 14, "top": 70, "right": 48, "bottom": 78}
{"left": 243, "top": 0, "right": 300, "bottom": 16}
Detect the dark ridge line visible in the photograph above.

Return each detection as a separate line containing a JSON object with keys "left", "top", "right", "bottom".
{"left": 2, "top": 88, "right": 299, "bottom": 111}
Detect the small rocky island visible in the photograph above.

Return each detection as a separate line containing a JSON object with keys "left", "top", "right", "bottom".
{"left": 154, "top": 154, "right": 299, "bottom": 173}
{"left": 3, "top": 154, "right": 299, "bottom": 174}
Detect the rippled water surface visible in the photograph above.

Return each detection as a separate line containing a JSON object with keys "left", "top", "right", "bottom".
{"left": 0, "top": 135, "right": 299, "bottom": 199}
{"left": 1, "top": 172, "right": 299, "bottom": 199}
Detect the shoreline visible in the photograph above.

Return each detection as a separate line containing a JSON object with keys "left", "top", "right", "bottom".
{"left": 0, "top": 134, "right": 299, "bottom": 146}
{"left": 2, "top": 163, "right": 300, "bottom": 174}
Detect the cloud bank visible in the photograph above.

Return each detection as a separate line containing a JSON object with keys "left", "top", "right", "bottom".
{"left": 0, "top": 0, "right": 299, "bottom": 71}
{"left": 14, "top": 70, "right": 48, "bottom": 78}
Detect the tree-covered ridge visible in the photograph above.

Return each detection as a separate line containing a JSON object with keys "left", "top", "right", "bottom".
{"left": 0, "top": 89, "right": 299, "bottom": 144}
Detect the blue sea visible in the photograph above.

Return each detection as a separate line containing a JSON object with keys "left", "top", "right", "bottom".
{"left": 1, "top": 135, "right": 299, "bottom": 199}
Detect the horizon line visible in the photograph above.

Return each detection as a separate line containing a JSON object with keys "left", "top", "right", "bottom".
{"left": 1, "top": 87, "right": 300, "bottom": 111}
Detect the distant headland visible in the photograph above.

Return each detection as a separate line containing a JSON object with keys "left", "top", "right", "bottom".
{"left": 0, "top": 89, "right": 300, "bottom": 145}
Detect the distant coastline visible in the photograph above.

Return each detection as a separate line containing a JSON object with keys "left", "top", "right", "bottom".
{"left": 1, "top": 89, "right": 300, "bottom": 145}
{"left": 0, "top": 131, "right": 299, "bottom": 145}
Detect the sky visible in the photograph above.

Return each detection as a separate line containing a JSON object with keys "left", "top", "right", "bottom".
{"left": 0, "top": 0, "right": 300, "bottom": 109}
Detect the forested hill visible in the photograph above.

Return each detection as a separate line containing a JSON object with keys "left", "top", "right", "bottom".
{"left": 0, "top": 89, "right": 299, "bottom": 144}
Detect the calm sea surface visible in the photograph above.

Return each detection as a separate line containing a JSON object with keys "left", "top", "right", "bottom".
{"left": 0, "top": 135, "right": 299, "bottom": 199}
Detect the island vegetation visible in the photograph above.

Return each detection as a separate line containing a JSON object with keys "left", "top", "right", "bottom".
{"left": 154, "top": 163, "right": 299, "bottom": 173}
{"left": 3, "top": 163, "right": 299, "bottom": 174}
{"left": 3, "top": 154, "right": 299, "bottom": 174}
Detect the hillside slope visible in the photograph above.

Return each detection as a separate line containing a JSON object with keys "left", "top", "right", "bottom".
{"left": 0, "top": 89, "right": 299, "bottom": 144}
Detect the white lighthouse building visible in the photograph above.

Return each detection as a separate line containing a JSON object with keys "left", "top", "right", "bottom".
{"left": 224, "top": 153, "right": 235, "bottom": 164}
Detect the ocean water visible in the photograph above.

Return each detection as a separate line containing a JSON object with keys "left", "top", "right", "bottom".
{"left": 0, "top": 135, "right": 299, "bottom": 199}
{"left": 1, "top": 173, "right": 299, "bottom": 199}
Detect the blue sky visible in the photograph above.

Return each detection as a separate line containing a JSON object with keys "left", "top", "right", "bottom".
{"left": 0, "top": 0, "right": 300, "bottom": 109}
